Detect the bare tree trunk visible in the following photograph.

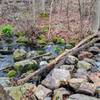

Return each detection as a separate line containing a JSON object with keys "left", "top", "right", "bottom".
{"left": 48, "top": 0, "right": 54, "bottom": 40}
{"left": 91, "top": 0, "right": 100, "bottom": 33}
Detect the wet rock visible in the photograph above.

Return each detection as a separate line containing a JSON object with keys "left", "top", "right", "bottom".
{"left": 68, "top": 78, "right": 87, "bottom": 90}
{"left": 53, "top": 88, "right": 70, "bottom": 100}
{"left": 0, "top": 84, "right": 13, "bottom": 100}
{"left": 34, "top": 85, "right": 52, "bottom": 100}
{"left": 14, "top": 59, "right": 38, "bottom": 72}
{"left": 5, "top": 83, "right": 36, "bottom": 100}
{"left": 39, "top": 61, "right": 48, "bottom": 67}
{"left": 77, "top": 82, "right": 96, "bottom": 95}
{"left": 42, "top": 68, "right": 71, "bottom": 89}
{"left": 65, "top": 55, "right": 78, "bottom": 65}
{"left": 78, "top": 51, "right": 93, "bottom": 60}
{"left": 0, "top": 55, "right": 14, "bottom": 71}
{"left": 77, "top": 60, "right": 92, "bottom": 70}
{"left": 88, "top": 46, "right": 100, "bottom": 54}
{"left": 68, "top": 94, "right": 99, "bottom": 100}
{"left": 59, "top": 65, "right": 74, "bottom": 72}
{"left": 13, "top": 49, "right": 27, "bottom": 61}
{"left": 0, "top": 77, "right": 11, "bottom": 87}
{"left": 74, "top": 68, "right": 88, "bottom": 80}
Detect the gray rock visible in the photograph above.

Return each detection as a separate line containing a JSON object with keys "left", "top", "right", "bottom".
{"left": 60, "top": 65, "right": 74, "bottom": 72}
{"left": 0, "top": 77, "right": 11, "bottom": 87}
{"left": 67, "top": 94, "right": 99, "bottom": 100}
{"left": 34, "top": 85, "right": 52, "bottom": 100}
{"left": 39, "top": 61, "right": 48, "bottom": 67}
{"left": 68, "top": 78, "right": 87, "bottom": 90}
{"left": 74, "top": 68, "right": 88, "bottom": 80}
{"left": 65, "top": 55, "right": 78, "bottom": 65}
{"left": 13, "top": 49, "right": 27, "bottom": 61}
{"left": 77, "top": 82, "right": 96, "bottom": 95}
{"left": 0, "top": 84, "right": 13, "bottom": 100}
{"left": 42, "top": 68, "right": 71, "bottom": 89}
{"left": 88, "top": 46, "right": 100, "bottom": 54}
{"left": 77, "top": 61, "right": 92, "bottom": 70}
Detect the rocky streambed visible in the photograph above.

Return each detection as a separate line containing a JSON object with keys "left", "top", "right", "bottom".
{"left": 0, "top": 38, "right": 100, "bottom": 100}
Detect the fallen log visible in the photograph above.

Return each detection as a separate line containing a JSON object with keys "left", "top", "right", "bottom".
{"left": 17, "top": 33, "right": 100, "bottom": 85}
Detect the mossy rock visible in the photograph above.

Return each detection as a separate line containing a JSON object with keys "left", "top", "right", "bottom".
{"left": 7, "top": 70, "right": 17, "bottom": 78}
{"left": 52, "top": 36, "right": 65, "bottom": 45}
{"left": 13, "top": 49, "right": 27, "bottom": 61}
{"left": 16, "top": 36, "right": 28, "bottom": 44}
{"left": 14, "top": 59, "right": 38, "bottom": 72}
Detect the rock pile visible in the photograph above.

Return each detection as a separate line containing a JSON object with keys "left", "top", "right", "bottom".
{"left": 0, "top": 42, "right": 100, "bottom": 100}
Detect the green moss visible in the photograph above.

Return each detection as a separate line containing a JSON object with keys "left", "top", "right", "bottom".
{"left": 37, "top": 35, "right": 47, "bottom": 46}
{"left": 39, "top": 13, "right": 49, "bottom": 18}
{"left": 15, "top": 32, "right": 25, "bottom": 37}
{"left": 52, "top": 36, "right": 65, "bottom": 45}
{"left": 14, "top": 60, "right": 38, "bottom": 73}
{"left": 7, "top": 70, "right": 17, "bottom": 78}
{"left": 16, "top": 36, "right": 28, "bottom": 44}
{"left": 0, "top": 24, "right": 13, "bottom": 37}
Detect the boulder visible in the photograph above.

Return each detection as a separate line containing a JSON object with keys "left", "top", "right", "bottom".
{"left": 34, "top": 85, "right": 52, "bottom": 100}
{"left": 65, "top": 55, "right": 78, "bottom": 65}
{"left": 5, "top": 83, "right": 36, "bottom": 100}
{"left": 77, "top": 61, "right": 92, "bottom": 70}
{"left": 67, "top": 94, "right": 99, "bottom": 100}
{"left": 13, "top": 49, "right": 27, "bottom": 61}
{"left": 14, "top": 59, "right": 38, "bottom": 72}
{"left": 42, "top": 68, "right": 71, "bottom": 89}
{"left": 68, "top": 78, "right": 87, "bottom": 90}
{"left": 77, "top": 82, "right": 96, "bottom": 95}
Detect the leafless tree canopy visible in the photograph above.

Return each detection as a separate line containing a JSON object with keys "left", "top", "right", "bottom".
{"left": 0, "top": 0, "right": 99, "bottom": 34}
